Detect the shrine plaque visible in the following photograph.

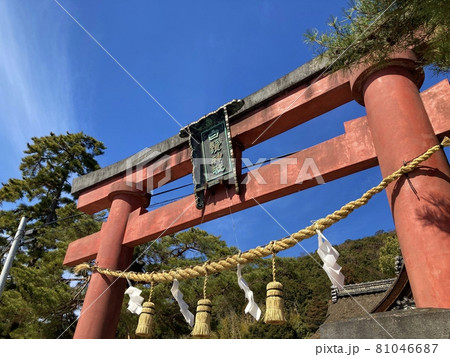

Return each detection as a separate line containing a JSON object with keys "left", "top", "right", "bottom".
{"left": 180, "top": 99, "right": 244, "bottom": 209}
{"left": 200, "top": 122, "right": 233, "bottom": 185}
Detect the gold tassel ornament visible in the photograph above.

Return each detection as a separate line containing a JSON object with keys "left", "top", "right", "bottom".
{"left": 135, "top": 283, "right": 155, "bottom": 338}
{"left": 264, "top": 249, "right": 286, "bottom": 325}
{"left": 264, "top": 281, "right": 285, "bottom": 324}
{"left": 135, "top": 301, "right": 155, "bottom": 337}
{"left": 191, "top": 298, "right": 212, "bottom": 338}
{"left": 191, "top": 263, "right": 212, "bottom": 338}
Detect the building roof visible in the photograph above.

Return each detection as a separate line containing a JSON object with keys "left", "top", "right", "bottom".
{"left": 336, "top": 278, "right": 396, "bottom": 298}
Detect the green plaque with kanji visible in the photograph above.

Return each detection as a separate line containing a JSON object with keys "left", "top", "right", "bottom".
{"left": 180, "top": 99, "right": 244, "bottom": 209}
{"left": 201, "top": 122, "right": 233, "bottom": 184}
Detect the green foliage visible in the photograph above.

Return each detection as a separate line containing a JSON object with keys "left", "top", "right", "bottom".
{"left": 0, "top": 132, "right": 400, "bottom": 339}
{"left": 0, "top": 132, "right": 105, "bottom": 226}
{"left": 0, "top": 132, "right": 105, "bottom": 338}
{"left": 378, "top": 232, "right": 400, "bottom": 276}
{"left": 304, "top": 0, "right": 450, "bottom": 73}
{"left": 338, "top": 231, "right": 396, "bottom": 283}
{"left": 117, "top": 229, "right": 396, "bottom": 339}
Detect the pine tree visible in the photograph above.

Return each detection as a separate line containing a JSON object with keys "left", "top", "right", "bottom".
{"left": 0, "top": 132, "right": 105, "bottom": 338}
{"left": 116, "top": 228, "right": 241, "bottom": 339}
{"left": 108, "top": 228, "right": 396, "bottom": 339}
{"left": 304, "top": 0, "right": 449, "bottom": 73}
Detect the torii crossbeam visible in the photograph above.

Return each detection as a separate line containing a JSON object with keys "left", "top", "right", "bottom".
{"left": 66, "top": 51, "right": 450, "bottom": 338}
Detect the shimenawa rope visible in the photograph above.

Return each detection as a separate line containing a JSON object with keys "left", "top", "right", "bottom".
{"left": 74, "top": 137, "right": 450, "bottom": 284}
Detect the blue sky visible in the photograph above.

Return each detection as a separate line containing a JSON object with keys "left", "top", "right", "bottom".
{"left": 0, "top": 1, "right": 448, "bottom": 257}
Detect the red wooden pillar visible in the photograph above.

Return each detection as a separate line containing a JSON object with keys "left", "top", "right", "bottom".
{"left": 350, "top": 51, "right": 450, "bottom": 308}
{"left": 74, "top": 183, "right": 150, "bottom": 338}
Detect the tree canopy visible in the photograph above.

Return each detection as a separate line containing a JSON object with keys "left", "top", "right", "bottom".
{"left": 0, "top": 132, "right": 105, "bottom": 226}
{"left": 0, "top": 132, "right": 399, "bottom": 339}
{"left": 117, "top": 230, "right": 397, "bottom": 339}
{"left": 305, "top": 0, "right": 449, "bottom": 73}
{"left": 0, "top": 132, "right": 105, "bottom": 338}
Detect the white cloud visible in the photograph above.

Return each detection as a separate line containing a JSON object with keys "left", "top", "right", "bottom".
{"left": 0, "top": 1, "right": 78, "bottom": 178}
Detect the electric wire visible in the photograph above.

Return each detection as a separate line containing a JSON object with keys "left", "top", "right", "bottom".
{"left": 147, "top": 148, "right": 304, "bottom": 206}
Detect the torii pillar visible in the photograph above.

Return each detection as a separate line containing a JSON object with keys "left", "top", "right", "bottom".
{"left": 350, "top": 50, "right": 450, "bottom": 308}
{"left": 74, "top": 183, "right": 150, "bottom": 338}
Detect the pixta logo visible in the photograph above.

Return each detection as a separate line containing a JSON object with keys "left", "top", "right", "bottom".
{"left": 124, "top": 148, "right": 172, "bottom": 193}
{"left": 241, "top": 157, "right": 325, "bottom": 186}
{"left": 125, "top": 149, "right": 324, "bottom": 195}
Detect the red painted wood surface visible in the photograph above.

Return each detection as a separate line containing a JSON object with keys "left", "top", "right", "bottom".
{"left": 351, "top": 55, "right": 450, "bottom": 308}
{"left": 64, "top": 80, "right": 450, "bottom": 266}
{"left": 76, "top": 73, "right": 352, "bottom": 215}
{"left": 69, "top": 49, "right": 450, "bottom": 337}
{"left": 74, "top": 188, "right": 149, "bottom": 338}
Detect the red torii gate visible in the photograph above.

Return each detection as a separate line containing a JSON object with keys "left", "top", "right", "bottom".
{"left": 65, "top": 51, "right": 450, "bottom": 338}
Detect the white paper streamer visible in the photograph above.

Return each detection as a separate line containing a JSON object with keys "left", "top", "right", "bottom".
{"left": 237, "top": 264, "right": 261, "bottom": 320}
{"left": 124, "top": 286, "right": 144, "bottom": 315}
{"left": 316, "top": 230, "right": 345, "bottom": 290}
{"left": 171, "top": 279, "right": 194, "bottom": 327}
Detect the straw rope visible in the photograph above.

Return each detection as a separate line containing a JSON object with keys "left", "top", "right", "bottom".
{"left": 270, "top": 241, "right": 277, "bottom": 282}
{"left": 74, "top": 137, "right": 450, "bottom": 284}
{"left": 203, "top": 261, "right": 209, "bottom": 299}
{"left": 148, "top": 282, "right": 154, "bottom": 302}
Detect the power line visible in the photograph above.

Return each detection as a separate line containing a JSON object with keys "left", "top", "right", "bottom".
{"left": 147, "top": 149, "right": 304, "bottom": 205}
{"left": 152, "top": 183, "right": 193, "bottom": 197}
{"left": 149, "top": 193, "right": 192, "bottom": 208}
{"left": 1, "top": 151, "right": 305, "bottom": 235}
{"left": 44, "top": 213, "right": 87, "bottom": 226}
{"left": 0, "top": 234, "right": 15, "bottom": 260}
